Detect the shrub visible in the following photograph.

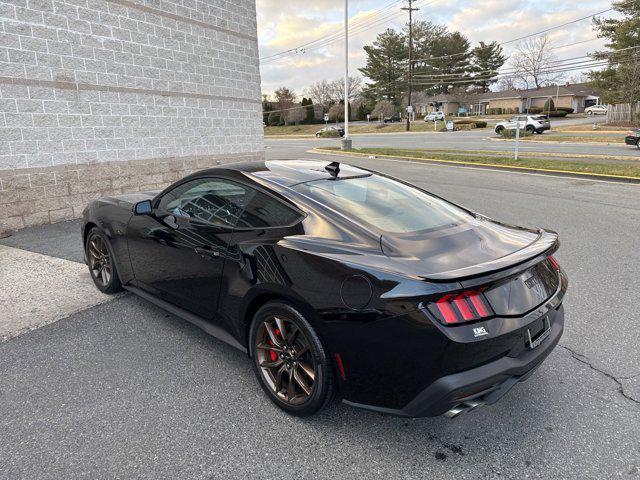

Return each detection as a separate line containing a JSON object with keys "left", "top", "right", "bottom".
{"left": 319, "top": 129, "right": 341, "bottom": 138}
{"left": 528, "top": 106, "right": 543, "bottom": 114}
{"left": 487, "top": 108, "right": 503, "bottom": 115}
{"left": 453, "top": 118, "right": 475, "bottom": 125}
{"left": 499, "top": 129, "right": 534, "bottom": 138}
{"left": 267, "top": 112, "right": 282, "bottom": 126}
{"left": 474, "top": 121, "right": 488, "bottom": 128}
{"left": 556, "top": 107, "right": 574, "bottom": 114}
{"left": 547, "top": 110, "right": 569, "bottom": 117}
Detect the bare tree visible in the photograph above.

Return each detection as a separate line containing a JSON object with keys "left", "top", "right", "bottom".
{"left": 305, "top": 80, "right": 333, "bottom": 112}
{"left": 273, "top": 87, "right": 297, "bottom": 124}
{"left": 274, "top": 87, "right": 296, "bottom": 111}
{"left": 371, "top": 100, "right": 395, "bottom": 121}
{"left": 510, "top": 36, "right": 562, "bottom": 89}
{"left": 287, "top": 105, "right": 306, "bottom": 125}
{"left": 496, "top": 75, "right": 519, "bottom": 91}
{"left": 328, "top": 76, "right": 363, "bottom": 103}
{"left": 328, "top": 103, "right": 344, "bottom": 123}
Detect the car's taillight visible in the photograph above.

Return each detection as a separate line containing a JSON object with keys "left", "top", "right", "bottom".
{"left": 427, "top": 289, "right": 494, "bottom": 325}
{"left": 548, "top": 255, "right": 560, "bottom": 271}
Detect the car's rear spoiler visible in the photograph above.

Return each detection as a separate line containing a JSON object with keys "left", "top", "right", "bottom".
{"left": 419, "top": 229, "right": 559, "bottom": 282}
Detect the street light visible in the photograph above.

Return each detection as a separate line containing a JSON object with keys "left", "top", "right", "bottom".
{"left": 341, "top": 0, "right": 352, "bottom": 150}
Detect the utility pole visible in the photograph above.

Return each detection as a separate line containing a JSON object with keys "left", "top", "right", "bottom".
{"left": 402, "top": 0, "right": 418, "bottom": 132}
{"left": 341, "top": 0, "right": 352, "bottom": 150}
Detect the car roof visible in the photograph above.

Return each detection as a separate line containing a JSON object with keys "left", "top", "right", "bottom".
{"left": 195, "top": 160, "right": 371, "bottom": 187}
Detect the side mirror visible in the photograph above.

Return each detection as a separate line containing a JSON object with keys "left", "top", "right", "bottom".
{"left": 134, "top": 200, "right": 153, "bottom": 215}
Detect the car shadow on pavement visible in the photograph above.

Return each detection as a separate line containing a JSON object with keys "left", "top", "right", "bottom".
{"left": 0, "top": 294, "right": 633, "bottom": 479}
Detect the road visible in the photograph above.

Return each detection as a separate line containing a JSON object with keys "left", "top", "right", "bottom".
{"left": 1, "top": 153, "right": 639, "bottom": 479}
{"left": 267, "top": 126, "right": 636, "bottom": 160}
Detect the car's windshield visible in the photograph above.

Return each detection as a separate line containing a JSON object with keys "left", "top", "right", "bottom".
{"left": 292, "top": 174, "right": 472, "bottom": 234}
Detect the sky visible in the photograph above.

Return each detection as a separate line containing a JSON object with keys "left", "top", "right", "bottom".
{"left": 256, "top": 0, "right": 615, "bottom": 97}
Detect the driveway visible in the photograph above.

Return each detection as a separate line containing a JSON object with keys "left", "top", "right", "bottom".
{"left": 1, "top": 155, "right": 639, "bottom": 479}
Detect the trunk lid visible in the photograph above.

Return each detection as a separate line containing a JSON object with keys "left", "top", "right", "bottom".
{"left": 380, "top": 216, "right": 558, "bottom": 282}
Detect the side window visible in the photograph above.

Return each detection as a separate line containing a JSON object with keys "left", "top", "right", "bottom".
{"left": 237, "top": 190, "right": 302, "bottom": 228}
{"left": 157, "top": 178, "right": 254, "bottom": 227}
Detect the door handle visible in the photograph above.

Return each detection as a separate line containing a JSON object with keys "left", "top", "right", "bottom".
{"left": 195, "top": 246, "right": 220, "bottom": 258}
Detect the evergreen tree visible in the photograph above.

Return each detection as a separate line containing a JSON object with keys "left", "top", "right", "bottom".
{"left": 410, "top": 24, "right": 472, "bottom": 95}
{"left": 359, "top": 29, "right": 407, "bottom": 106}
{"left": 471, "top": 41, "right": 506, "bottom": 92}
{"left": 590, "top": 0, "right": 640, "bottom": 121}
{"left": 300, "top": 97, "right": 315, "bottom": 123}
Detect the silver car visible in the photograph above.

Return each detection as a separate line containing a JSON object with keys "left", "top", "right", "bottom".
{"left": 585, "top": 105, "right": 608, "bottom": 115}
{"left": 494, "top": 115, "right": 551, "bottom": 135}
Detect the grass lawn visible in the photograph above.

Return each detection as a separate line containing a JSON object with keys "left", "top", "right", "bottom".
{"left": 317, "top": 147, "right": 640, "bottom": 179}
{"left": 554, "top": 124, "right": 633, "bottom": 133}
{"left": 265, "top": 121, "right": 454, "bottom": 136}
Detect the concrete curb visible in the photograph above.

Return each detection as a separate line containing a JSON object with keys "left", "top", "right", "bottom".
{"left": 311, "top": 148, "right": 640, "bottom": 184}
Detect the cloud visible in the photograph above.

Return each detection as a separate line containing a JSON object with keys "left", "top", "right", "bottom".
{"left": 257, "top": 0, "right": 612, "bottom": 96}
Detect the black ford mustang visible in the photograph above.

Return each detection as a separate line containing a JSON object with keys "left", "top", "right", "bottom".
{"left": 82, "top": 160, "right": 568, "bottom": 418}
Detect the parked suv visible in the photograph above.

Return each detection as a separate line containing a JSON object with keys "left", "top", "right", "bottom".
{"left": 424, "top": 111, "right": 445, "bottom": 122}
{"left": 494, "top": 115, "right": 551, "bottom": 135}
{"left": 585, "top": 105, "right": 608, "bottom": 115}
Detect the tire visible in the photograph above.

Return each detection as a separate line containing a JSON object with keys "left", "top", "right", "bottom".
{"left": 249, "top": 301, "right": 335, "bottom": 416}
{"left": 535, "top": 129, "right": 543, "bottom": 134}
{"left": 495, "top": 126, "right": 504, "bottom": 135}
{"left": 525, "top": 125, "right": 535, "bottom": 134}
{"left": 587, "top": 111, "right": 593, "bottom": 115}
{"left": 637, "top": 140, "right": 640, "bottom": 150}
{"left": 85, "top": 227, "right": 123, "bottom": 294}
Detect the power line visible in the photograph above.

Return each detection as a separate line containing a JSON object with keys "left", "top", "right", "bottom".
{"left": 411, "top": 47, "right": 640, "bottom": 80}
{"left": 260, "top": 0, "right": 406, "bottom": 62}
{"left": 409, "top": 54, "right": 639, "bottom": 87}
{"left": 261, "top": 0, "right": 437, "bottom": 65}
{"left": 411, "top": 8, "right": 613, "bottom": 64}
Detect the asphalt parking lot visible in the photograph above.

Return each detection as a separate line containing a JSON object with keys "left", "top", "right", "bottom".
{"left": 1, "top": 155, "right": 639, "bottom": 479}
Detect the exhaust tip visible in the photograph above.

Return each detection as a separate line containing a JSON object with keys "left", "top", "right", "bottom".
{"left": 444, "top": 399, "right": 486, "bottom": 419}
{"left": 444, "top": 405, "right": 468, "bottom": 419}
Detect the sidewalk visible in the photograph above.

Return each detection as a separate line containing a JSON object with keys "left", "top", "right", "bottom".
{"left": 0, "top": 225, "right": 116, "bottom": 341}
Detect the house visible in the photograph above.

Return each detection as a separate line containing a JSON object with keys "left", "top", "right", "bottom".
{"left": 0, "top": 0, "right": 263, "bottom": 232}
{"left": 415, "top": 83, "right": 602, "bottom": 116}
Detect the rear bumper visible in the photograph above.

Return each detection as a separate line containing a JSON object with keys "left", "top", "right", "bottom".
{"left": 343, "top": 305, "right": 564, "bottom": 418}
{"left": 625, "top": 136, "right": 639, "bottom": 146}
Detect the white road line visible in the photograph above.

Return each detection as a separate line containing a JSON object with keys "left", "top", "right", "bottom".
{"left": 0, "top": 245, "right": 118, "bottom": 341}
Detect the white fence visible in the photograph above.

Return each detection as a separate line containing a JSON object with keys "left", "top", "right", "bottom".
{"left": 606, "top": 102, "right": 640, "bottom": 123}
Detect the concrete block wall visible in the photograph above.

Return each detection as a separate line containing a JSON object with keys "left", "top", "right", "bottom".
{"left": 0, "top": 0, "right": 263, "bottom": 231}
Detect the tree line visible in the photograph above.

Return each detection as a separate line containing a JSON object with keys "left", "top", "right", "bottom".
{"left": 264, "top": 2, "right": 639, "bottom": 125}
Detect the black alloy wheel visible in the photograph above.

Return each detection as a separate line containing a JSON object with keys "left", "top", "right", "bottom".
{"left": 526, "top": 125, "right": 535, "bottom": 133}
{"left": 495, "top": 126, "right": 504, "bottom": 135}
{"left": 86, "top": 228, "right": 122, "bottom": 294}
{"left": 250, "top": 301, "right": 335, "bottom": 416}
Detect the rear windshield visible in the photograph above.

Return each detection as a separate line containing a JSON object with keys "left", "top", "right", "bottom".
{"left": 292, "top": 174, "right": 472, "bottom": 234}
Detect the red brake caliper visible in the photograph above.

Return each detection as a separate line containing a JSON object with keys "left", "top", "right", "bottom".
{"left": 268, "top": 328, "right": 281, "bottom": 362}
